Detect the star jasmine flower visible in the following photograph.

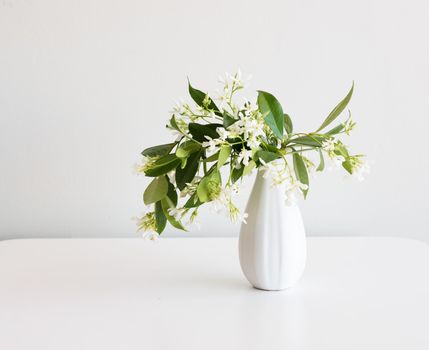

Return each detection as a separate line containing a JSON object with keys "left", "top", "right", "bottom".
{"left": 227, "top": 123, "right": 244, "bottom": 138}
{"left": 142, "top": 231, "right": 160, "bottom": 241}
{"left": 247, "top": 135, "right": 261, "bottom": 149}
{"left": 344, "top": 118, "right": 356, "bottom": 135}
{"left": 168, "top": 207, "right": 186, "bottom": 220}
{"left": 202, "top": 136, "right": 222, "bottom": 154}
{"left": 351, "top": 157, "right": 370, "bottom": 181}
{"left": 134, "top": 155, "right": 158, "bottom": 174}
{"left": 180, "top": 176, "right": 201, "bottom": 197}
{"left": 332, "top": 156, "right": 343, "bottom": 168}
{"left": 216, "top": 127, "right": 230, "bottom": 141}
{"left": 167, "top": 170, "right": 176, "bottom": 185}
{"left": 322, "top": 139, "right": 337, "bottom": 153}
{"left": 136, "top": 212, "right": 158, "bottom": 233}
{"left": 284, "top": 180, "right": 308, "bottom": 206}
{"left": 228, "top": 203, "right": 248, "bottom": 223}
{"left": 237, "top": 149, "right": 252, "bottom": 167}
{"left": 260, "top": 160, "right": 290, "bottom": 187}
{"left": 202, "top": 94, "right": 211, "bottom": 109}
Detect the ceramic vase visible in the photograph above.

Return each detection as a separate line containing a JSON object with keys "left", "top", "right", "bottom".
{"left": 239, "top": 170, "right": 307, "bottom": 291}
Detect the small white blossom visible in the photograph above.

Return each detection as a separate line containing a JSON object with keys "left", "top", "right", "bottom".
{"left": 180, "top": 176, "right": 201, "bottom": 197}
{"left": 236, "top": 149, "right": 253, "bottom": 168}
{"left": 260, "top": 159, "right": 290, "bottom": 187}
{"left": 209, "top": 184, "right": 246, "bottom": 224}
{"left": 142, "top": 231, "right": 159, "bottom": 241}
{"left": 216, "top": 127, "right": 230, "bottom": 140}
{"left": 284, "top": 180, "right": 308, "bottom": 206}
{"left": 352, "top": 158, "right": 370, "bottom": 182}
{"left": 167, "top": 170, "right": 176, "bottom": 184}
{"left": 168, "top": 207, "right": 186, "bottom": 220}
{"left": 202, "top": 136, "right": 223, "bottom": 154}
{"left": 134, "top": 156, "right": 158, "bottom": 175}
{"left": 344, "top": 119, "right": 356, "bottom": 135}
{"left": 136, "top": 212, "right": 158, "bottom": 235}
{"left": 247, "top": 135, "right": 261, "bottom": 149}
{"left": 322, "top": 139, "right": 337, "bottom": 152}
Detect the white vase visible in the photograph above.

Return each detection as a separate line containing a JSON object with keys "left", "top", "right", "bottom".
{"left": 239, "top": 170, "right": 307, "bottom": 291}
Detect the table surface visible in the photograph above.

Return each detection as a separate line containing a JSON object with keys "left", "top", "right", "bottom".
{"left": 0, "top": 237, "right": 428, "bottom": 350}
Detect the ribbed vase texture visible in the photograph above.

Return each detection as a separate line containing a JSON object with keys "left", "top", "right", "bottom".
{"left": 239, "top": 171, "right": 307, "bottom": 291}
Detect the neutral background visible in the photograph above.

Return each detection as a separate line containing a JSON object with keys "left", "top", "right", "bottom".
{"left": 1, "top": 0, "right": 428, "bottom": 242}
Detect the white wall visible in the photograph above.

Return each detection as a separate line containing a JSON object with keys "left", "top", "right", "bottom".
{"left": 1, "top": 0, "right": 428, "bottom": 242}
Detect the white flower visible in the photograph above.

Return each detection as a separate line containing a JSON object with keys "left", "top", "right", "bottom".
{"left": 185, "top": 209, "right": 201, "bottom": 230}
{"left": 284, "top": 180, "right": 308, "bottom": 206}
{"left": 231, "top": 68, "right": 242, "bottom": 84}
{"left": 322, "top": 139, "right": 336, "bottom": 152}
{"left": 243, "top": 117, "right": 264, "bottom": 139}
{"left": 352, "top": 158, "right": 370, "bottom": 182}
{"left": 167, "top": 170, "right": 176, "bottom": 184}
{"left": 134, "top": 156, "right": 158, "bottom": 175}
{"left": 238, "top": 212, "right": 249, "bottom": 224}
{"left": 169, "top": 129, "right": 183, "bottom": 142}
{"left": 260, "top": 159, "right": 290, "bottom": 187}
{"left": 236, "top": 148, "right": 252, "bottom": 168}
{"left": 169, "top": 100, "right": 183, "bottom": 114}
{"left": 202, "top": 136, "right": 223, "bottom": 154}
{"left": 226, "top": 122, "right": 243, "bottom": 137}
{"left": 168, "top": 207, "right": 186, "bottom": 220}
{"left": 247, "top": 135, "right": 261, "bottom": 149}
{"left": 180, "top": 176, "right": 201, "bottom": 197}
{"left": 136, "top": 212, "right": 158, "bottom": 233}
{"left": 216, "top": 127, "right": 230, "bottom": 140}
{"left": 331, "top": 156, "right": 343, "bottom": 168}
{"left": 209, "top": 184, "right": 246, "bottom": 224}
{"left": 344, "top": 119, "right": 356, "bottom": 135}
{"left": 142, "top": 231, "right": 159, "bottom": 241}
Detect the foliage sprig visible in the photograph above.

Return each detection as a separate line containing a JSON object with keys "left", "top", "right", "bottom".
{"left": 136, "top": 71, "right": 368, "bottom": 239}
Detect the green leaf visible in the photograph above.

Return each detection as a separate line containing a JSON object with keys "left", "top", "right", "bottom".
{"left": 161, "top": 198, "right": 186, "bottom": 231}
{"left": 288, "top": 135, "right": 325, "bottom": 147}
{"left": 188, "top": 123, "right": 221, "bottom": 143}
{"left": 197, "top": 171, "right": 221, "bottom": 202}
{"left": 180, "top": 157, "right": 187, "bottom": 169}
{"left": 166, "top": 180, "right": 178, "bottom": 206}
{"left": 334, "top": 142, "right": 349, "bottom": 158}
{"left": 293, "top": 153, "right": 309, "bottom": 198}
{"left": 144, "top": 154, "right": 181, "bottom": 177}
{"left": 284, "top": 114, "right": 293, "bottom": 134}
{"left": 143, "top": 176, "right": 169, "bottom": 205}
{"left": 316, "top": 149, "right": 325, "bottom": 172}
{"left": 154, "top": 201, "right": 167, "bottom": 234}
{"left": 256, "top": 150, "right": 281, "bottom": 163}
{"left": 175, "top": 150, "right": 202, "bottom": 190}
{"left": 231, "top": 166, "right": 244, "bottom": 183}
{"left": 326, "top": 123, "right": 345, "bottom": 135}
{"left": 176, "top": 141, "right": 201, "bottom": 159}
{"left": 184, "top": 193, "right": 202, "bottom": 208}
{"left": 223, "top": 111, "right": 238, "bottom": 128}
{"left": 260, "top": 143, "right": 280, "bottom": 153}
{"left": 257, "top": 90, "right": 284, "bottom": 139}
{"left": 169, "top": 115, "right": 180, "bottom": 131}
{"left": 243, "top": 160, "right": 256, "bottom": 176}
{"left": 202, "top": 151, "right": 219, "bottom": 163}
{"left": 141, "top": 143, "right": 176, "bottom": 157}
{"left": 217, "top": 145, "right": 231, "bottom": 169}
{"left": 188, "top": 80, "right": 221, "bottom": 115}
{"left": 342, "top": 159, "right": 353, "bottom": 174}
{"left": 316, "top": 83, "right": 354, "bottom": 132}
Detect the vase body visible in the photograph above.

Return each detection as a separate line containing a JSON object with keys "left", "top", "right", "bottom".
{"left": 239, "top": 170, "right": 307, "bottom": 291}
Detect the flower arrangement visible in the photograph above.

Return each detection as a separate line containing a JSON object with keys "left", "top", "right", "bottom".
{"left": 136, "top": 71, "right": 368, "bottom": 239}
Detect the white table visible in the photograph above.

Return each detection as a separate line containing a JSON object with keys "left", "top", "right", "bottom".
{"left": 0, "top": 237, "right": 428, "bottom": 350}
